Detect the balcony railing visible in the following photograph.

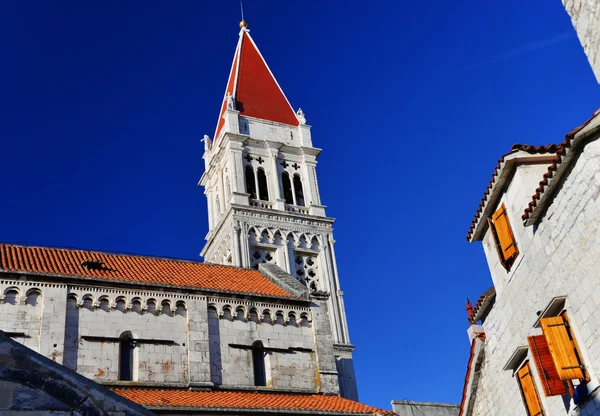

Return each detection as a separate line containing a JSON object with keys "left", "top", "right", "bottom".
{"left": 249, "top": 199, "right": 274, "bottom": 209}
{"left": 285, "top": 204, "right": 309, "bottom": 214}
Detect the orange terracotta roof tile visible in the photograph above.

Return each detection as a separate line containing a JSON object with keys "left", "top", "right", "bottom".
{"left": 522, "top": 108, "right": 600, "bottom": 224}
{"left": 0, "top": 243, "right": 294, "bottom": 299}
{"left": 111, "top": 389, "right": 393, "bottom": 415}
{"left": 466, "top": 144, "right": 561, "bottom": 242}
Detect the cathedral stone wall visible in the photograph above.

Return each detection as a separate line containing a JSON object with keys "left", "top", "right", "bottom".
{"left": 0, "top": 282, "right": 67, "bottom": 364}
{"left": 67, "top": 287, "right": 191, "bottom": 384}
{"left": 207, "top": 298, "right": 316, "bottom": 391}
{"left": 471, "top": 134, "right": 600, "bottom": 415}
{"left": 0, "top": 274, "right": 340, "bottom": 394}
{"left": 563, "top": 0, "right": 600, "bottom": 83}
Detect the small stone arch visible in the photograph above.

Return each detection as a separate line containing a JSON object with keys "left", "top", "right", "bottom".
{"left": 275, "top": 310, "right": 285, "bottom": 325}
{"left": 161, "top": 300, "right": 173, "bottom": 315}
{"left": 248, "top": 307, "right": 260, "bottom": 323}
{"left": 82, "top": 294, "right": 95, "bottom": 310}
{"left": 310, "top": 236, "right": 321, "bottom": 251}
{"left": 259, "top": 229, "right": 271, "bottom": 244}
{"left": 262, "top": 309, "right": 274, "bottom": 324}
{"left": 25, "top": 288, "right": 42, "bottom": 306}
{"left": 98, "top": 295, "right": 111, "bottom": 312}
{"left": 175, "top": 301, "right": 187, "bottom": 316}
{"left": 207, "top": 304, "right": 218, "bottom": 319}
{"left": 115, "top": 296, "right": 127, "bottom": 312}
{"left": 286, "top": 232, "right": 299, "bottom": 246}
{"left": 235, "top": 306, "right": 247, "bottom": 321}
{"left": 3, "top": 287, "right": 20, "bottom": 305}
{"left": 248, "top": 227, "right": 260, "bottom": 244}
{"left": 131, "top": 297, "right": 143, "bottom": 313}
{"left": 146, "top": 298, "right": 158, "bottom": 314}
{"left": 272, "top": 230, "right": 284, "bottom": 245}
{"left": 300, "top": 312, "right": 310, "bottom": 327}
{"left": 297, "top": 234, "right": 309, "bottom": 249}
{"left": 222, "top": 305, "right": 233, "bottom": 320}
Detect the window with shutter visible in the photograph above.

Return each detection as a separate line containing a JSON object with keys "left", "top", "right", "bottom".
{"left": 517, "top": 362, "right": 545, "bottom": 416}
{"left": 488, "top": 203, "right": 519, "bottom": 271}
{"left": 540, "top": 315, "right": 585, "bottom": 381}
{"left": 528, "top": 335, "right": 568, "bottom": 396}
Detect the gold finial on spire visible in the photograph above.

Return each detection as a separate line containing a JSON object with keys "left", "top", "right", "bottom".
{"left": 239, "top": 0, "right": 247, "bottom": 28}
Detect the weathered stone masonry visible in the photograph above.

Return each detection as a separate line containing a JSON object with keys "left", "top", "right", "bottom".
{"left": 563, "top": 0, "right": 600, "bottom": 83}
{"left": 0, "top": 271, "right": 341, "bottom": 395}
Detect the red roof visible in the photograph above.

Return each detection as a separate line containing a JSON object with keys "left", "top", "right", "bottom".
{"left": 214, "top": 28, "right": 299, "bottom": 139}
{"left": 111, "top": 389, "right": 393, "bottom": 415}
{"left": 0, "top": 243, "right": 294, "bottom": 299}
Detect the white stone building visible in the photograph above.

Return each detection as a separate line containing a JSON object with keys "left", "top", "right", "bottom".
{"left": 461, "top": 108, "right": 600, "bottom": 415}
{"left": 563, "top": 0, "right": 600, "bottom": 83}
{"left": 0, "top": 20, "right": 387, "bottom": 416}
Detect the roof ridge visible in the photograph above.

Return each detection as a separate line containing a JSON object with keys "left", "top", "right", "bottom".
{"left": 466, "top": 144, "right": 561, "bottom": 241}
{"left": 0, "top": 241, "right": 254, "bottom": 272}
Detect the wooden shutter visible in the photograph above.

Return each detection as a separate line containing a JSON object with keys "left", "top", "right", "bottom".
{"left": 492, "top": 204, "right": 518, "bottom": 261}
{"left": 540, "top": 316, "right": 585, "bottom": 380}
{"left": 528, "top": 335, "right": 568, "bottom": 396}
{"left": 517, "top": 363, "right": 544, "bottom": 416}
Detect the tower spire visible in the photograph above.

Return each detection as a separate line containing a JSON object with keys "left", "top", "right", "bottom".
{"left": 213, "top": 24, "right": 299, "bottom": 141}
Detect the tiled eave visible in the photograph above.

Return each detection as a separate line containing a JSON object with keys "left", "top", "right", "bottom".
{"left": 110, "top": 389, "right": 394, "bottom": 415}
{"left": 470, "top": 287, "right": 496, "bottom": 324}
{"left": 0, "top": 269, "right": 306, "bottom": 304}
{"left": 523, "top": 109, "right": 600, "bottom": 226}
{"left": 467, "top": 149, "right": 558, "bottom": 242}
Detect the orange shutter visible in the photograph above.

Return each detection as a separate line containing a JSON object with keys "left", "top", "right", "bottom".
{"left": 540, "top": 316, "right": 585, "bottom": 380}
{"left": 492, "top": 204, "right": 518, "bottom": 261}
{"left": 517, "top": 363, "right": 544, "bottom": 416}
{"left": 528, "top": 335, "right": 568, "bottom": 396}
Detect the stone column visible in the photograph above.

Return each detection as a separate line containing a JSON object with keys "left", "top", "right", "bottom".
{"left": 40, "top": 285, "right": 68, "bottom": 364}
{"left": 310, "top": 291, "right": 340, "bottom": 395}
{"left": 321, "top": 238, "right": 344, "bottom": 344}
{"left": 187, "top": 297, "right": 213, "bottom": 387}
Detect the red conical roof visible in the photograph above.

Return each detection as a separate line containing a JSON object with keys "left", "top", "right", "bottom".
{"left": 214, "top": 28, "right": 299, "bottom": 140}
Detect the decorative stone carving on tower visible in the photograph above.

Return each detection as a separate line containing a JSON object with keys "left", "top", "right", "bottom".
{"left": 199, "top": 22, "right": 358, "bottom": 400}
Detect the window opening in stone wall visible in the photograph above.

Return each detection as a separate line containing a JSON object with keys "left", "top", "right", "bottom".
{"left": 282, "top": 172, "right": 293, "bottom": 204}
{"left": 295, "top": 253, "right": 319, "bottom": 291}
{"left": 257, "top": 168, "right": 269, "bottom": 201}
{"left": 250, "top": 247, "right": 276, "bottom": 270}
{"left": 245, "top": 166, "right": 257, "bottom": 199}
{"left": 293, "top": 174, "right": 305, "bottom": 206}
{"left": 252, "top": 341, "right": 267, "bottom": 386}
{"left": 119, "top": 331, "right": 135, "bottom": 381}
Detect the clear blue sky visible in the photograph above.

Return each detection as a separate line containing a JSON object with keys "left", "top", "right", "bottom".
{"left": 1, "top": 0, "right": 599, "bottom": 410}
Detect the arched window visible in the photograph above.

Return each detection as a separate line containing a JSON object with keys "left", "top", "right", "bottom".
{"left": 257, "top": 168, "right": 269, "bottom": 201}
{"left": 293, "top": 174, "right": 305, "bottom": 206}
{"left": 119, "top": 332, "right": 135, "bottom": 381}
{"left": 245, "top": 166, "right": 257, "bottom": 199}
{"left": 281, "top": 172, "right": 293, "bottom": 204}
{"left": 252, "top": 341, "right": 266, "bottom": 386}
{"left": 4, "top": 289, "right": 19, "bottom": 305}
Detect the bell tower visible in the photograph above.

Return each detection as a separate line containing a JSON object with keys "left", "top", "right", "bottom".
{"left": 199, "top": 21, "right": 358, "bottom": 400}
